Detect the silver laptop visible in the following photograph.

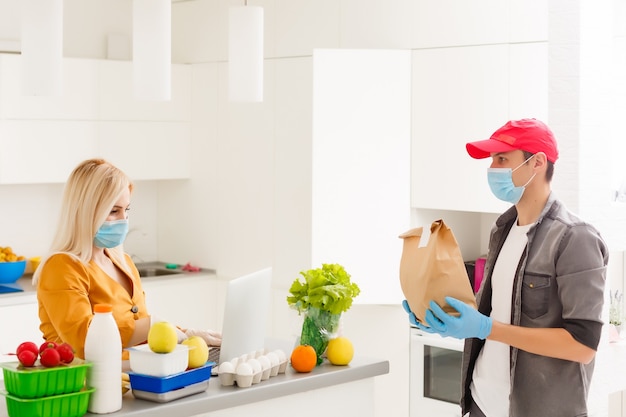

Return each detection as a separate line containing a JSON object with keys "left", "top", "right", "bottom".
{"left": 213, "top": 267, "right": 272, "bottom": 366}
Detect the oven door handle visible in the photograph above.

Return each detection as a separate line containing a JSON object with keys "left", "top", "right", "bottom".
{"left": 411, "top": 328, "right": 464, "bottom": 351}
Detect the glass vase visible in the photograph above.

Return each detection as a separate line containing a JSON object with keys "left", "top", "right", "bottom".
{"left": 299, "top": 307, "right": 341, "bottom": 365}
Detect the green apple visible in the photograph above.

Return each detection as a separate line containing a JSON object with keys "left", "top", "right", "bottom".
{"left": 182, "top": 336, "right": 209, "bottom": 368}
{"left": 148, "top": 322, "right": 178, "bottom": 353}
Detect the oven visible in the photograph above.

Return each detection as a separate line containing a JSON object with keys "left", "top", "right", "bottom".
{"left": 409, "top": 327, "right": 464, "bottom": 417}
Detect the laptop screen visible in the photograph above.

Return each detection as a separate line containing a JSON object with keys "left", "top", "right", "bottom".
{"left": 217, "top": 267, "right": 272, "bottom": 365}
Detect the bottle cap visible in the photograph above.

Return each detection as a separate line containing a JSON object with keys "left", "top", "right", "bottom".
{"left": 94, "top": 304, "right": 113, "bottom": 313}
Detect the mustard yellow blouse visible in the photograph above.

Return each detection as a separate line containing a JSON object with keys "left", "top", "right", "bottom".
{"left": 36, "top": 251, "right": 149, "bottom": 359}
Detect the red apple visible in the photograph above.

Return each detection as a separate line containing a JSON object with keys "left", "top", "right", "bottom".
{"left": 40, "top": 348, "right": 61, "bottom": 368}
{"left": 16, "top": 341, "right": 39, "bottom": 357}
{"left": 17, "top": 350, "right": 37, "bottom": 367}
{"left": 56, "top": 343, "right": 75, "bottom": 364}
{"left": 39, "top": 341, "right": 57, "bottom": 354}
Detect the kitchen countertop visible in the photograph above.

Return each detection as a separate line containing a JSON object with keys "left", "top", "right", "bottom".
{"left": 0, "top": 262, "right": 216, "bottom": 307}
{"left": 0, "top": 356, "right": 389, "bottom": 417}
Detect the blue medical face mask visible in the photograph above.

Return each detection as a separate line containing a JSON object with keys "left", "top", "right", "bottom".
{"left": 487, "top": 155, "right": 536, "bottom": 204}
{"left": 94, "top": 219, "right": 129, "bottom": 248}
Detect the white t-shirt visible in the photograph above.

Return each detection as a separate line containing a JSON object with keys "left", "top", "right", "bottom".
{"left": 470, "top": 221, "right": 532, "bottom": 417}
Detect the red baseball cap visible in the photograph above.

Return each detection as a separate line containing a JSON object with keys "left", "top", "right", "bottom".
{"left": 466, "top": 118, "right": 559, "bottom": 163}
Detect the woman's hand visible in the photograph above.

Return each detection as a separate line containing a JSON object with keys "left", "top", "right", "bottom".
{"left": 184, "top": 328, "right": 222, "bottom": 346}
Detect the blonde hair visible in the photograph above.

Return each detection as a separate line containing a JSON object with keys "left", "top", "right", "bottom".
{"left": 34, "top": 159, "right": 133, "bottom": 284}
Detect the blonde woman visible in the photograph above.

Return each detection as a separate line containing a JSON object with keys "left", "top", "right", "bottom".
{"left": 34, "top": 159, "right": 220, "bottom": 359}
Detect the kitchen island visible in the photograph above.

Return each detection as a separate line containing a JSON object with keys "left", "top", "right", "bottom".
{"left": 1, "top": 267, "right": 389, "bottom": 416}
{"left": 0, "top": 356, "right": 389, "bottom": 417}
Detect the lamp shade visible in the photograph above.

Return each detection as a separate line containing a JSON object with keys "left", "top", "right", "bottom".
{"left": 133, "top": 0, "right": 171, "bottom": 101}
{"left": 21, "top": 0, "right": 63, "bottom": 96}
{"left": 228, "top": 6, "right": 264, "bottom": 102}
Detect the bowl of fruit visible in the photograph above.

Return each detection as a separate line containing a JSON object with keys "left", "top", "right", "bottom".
{"left": 0, "top": 247, "right": 27, "bottom": 284}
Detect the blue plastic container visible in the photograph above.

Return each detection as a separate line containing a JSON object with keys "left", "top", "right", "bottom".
{"left": 0, "top": 260, "right": 27, "bottom": 284}
{"left": 128, "top": 362, "right": 215, "bottom": 394}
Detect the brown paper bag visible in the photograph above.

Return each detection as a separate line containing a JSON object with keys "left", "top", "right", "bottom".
{"left": 399, "top": 219, "right": 477, "bottom": 325}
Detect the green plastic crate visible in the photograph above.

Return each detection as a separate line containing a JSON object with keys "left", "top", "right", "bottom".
{"left": 1, "top": 388, "right": 94, "bottom": 417}
{"left": 0, "top": 360, "right": 91, "bottom": 399}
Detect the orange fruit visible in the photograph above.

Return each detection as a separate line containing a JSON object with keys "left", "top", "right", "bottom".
{"left": 290, "top": 344, "right": 317, "bottom": 373}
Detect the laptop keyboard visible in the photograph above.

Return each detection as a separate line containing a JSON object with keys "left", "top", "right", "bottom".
{"left": 209, "top": 347, "right": 221, "bottom": 364}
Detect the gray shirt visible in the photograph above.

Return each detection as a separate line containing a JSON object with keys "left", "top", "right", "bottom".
{"left": 461, "top": 193, "right": 609, "bottom": 417}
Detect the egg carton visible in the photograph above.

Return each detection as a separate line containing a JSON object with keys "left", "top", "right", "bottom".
{"left": 216, "top": 349, "right": 288, "bottom": 388}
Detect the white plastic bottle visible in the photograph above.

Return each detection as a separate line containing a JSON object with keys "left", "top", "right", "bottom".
{"left": 84, "top": 303, "right": 122, "bottom": 414}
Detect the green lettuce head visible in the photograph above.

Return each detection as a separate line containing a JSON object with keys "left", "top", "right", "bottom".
{"left": 287, "top": 263, "right": 360, "bottom": 315}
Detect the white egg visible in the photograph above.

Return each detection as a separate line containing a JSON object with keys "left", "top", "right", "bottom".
{"left": 236, "top": 362, "right": 254, "bottom": 376}
{"left": 273, "top": 349, "right": 287, "bottom": 362}
{"left": 229, "top": 357, "right": 240, "bottom": 367}
{"left": 266, "top": 351, "right": 279, "bottom": 367}
{"left": 257, "top": 355, "right": 271, "bottom": 371}
{"left": 247, "top": 358, "right": 262, "bottom": 374}
{"left": 218, "top": 361, "right": 235, "bottom": 374}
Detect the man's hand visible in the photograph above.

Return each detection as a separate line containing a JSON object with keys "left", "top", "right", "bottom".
{"left": 424, "top": 296, "right": 492, "bottom": 340}
{"left": 401, "top": 300, "right": 437, "bottom": 334}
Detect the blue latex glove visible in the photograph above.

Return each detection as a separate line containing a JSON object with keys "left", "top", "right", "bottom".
{"left": 401, "top": 300, "right": 437, "bottom": 334}
{"left": 424, "top": 296, "right": 492, "bottom": 340}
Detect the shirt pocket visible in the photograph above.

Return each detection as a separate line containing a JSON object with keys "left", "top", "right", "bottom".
{"left": 521, "top": 273, "right": 552, "bottom": 319}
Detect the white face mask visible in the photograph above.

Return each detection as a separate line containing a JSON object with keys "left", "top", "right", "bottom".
{"left": 486, "top": 155, "right": 536, "bottom": 204}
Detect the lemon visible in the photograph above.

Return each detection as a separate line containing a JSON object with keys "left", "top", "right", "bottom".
{"left": 326, "top": 337, "right": 354, "bottom": 366}
{"left": 147, "top": 322, "right": 178, "bottom": 353}
{"left": 182, "top": 336, "right": 209, "bottom": 368}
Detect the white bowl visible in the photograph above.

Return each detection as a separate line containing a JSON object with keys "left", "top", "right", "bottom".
{"left": 128, "top": 344, "right": 189, "bottom": 377}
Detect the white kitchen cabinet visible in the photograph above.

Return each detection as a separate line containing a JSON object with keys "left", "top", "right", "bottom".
{"left": 0, "top": 55, "right": 99, "bottom": 121}
{"left": 411, "top": 0, "right": 509, "bottom": 49}
{"left": 0, "top": 55, "right": 193, "bottom": 184}
{"left": 96, "top": 122, "right": 191, "bottom": 180}
{"left": 0, "top": 120, "right": 97, "bottom": 184}
{"left": 411, "top": 43, "right": 548, "bottom": 213}
{"left": 411, "top": 44, "right": 509, "bottom": 214}
{"left": 0, "top": 55, "right": 191, "bottom": 123}
{"left": 0, "top": 301, "right": 42, "bottom": 357}
{"left": 0, "top": 120, "right": 191, "bottom": 184}
{"left": 98, "top": 60, "right": 191, "bottom": 122}
{"left": 411, "top": 0, "right": 547, "bottom": 49}
{"left": 273, "top": 0, "right": 340, "bottom": 58}
{"left": 311, "top": 49, "right": 411, "bottom": 304}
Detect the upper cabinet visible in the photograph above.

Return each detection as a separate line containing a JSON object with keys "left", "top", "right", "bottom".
{"left": 0, "top": 55, "right": 191, "bottom": 184}
{"left": 0, "top": 120, "right": 98, "bottom": 184}
{"left": 0, "top": 56, "right": 99, "bottom": 120}
{"left": 98, "top": 61, "right": 191, "bottom": 122}
{"left": 97, "top": 122, "right": 191, "bottom": 180}
{"left": 410, "top": 43, "right": 548, "bottom": 214}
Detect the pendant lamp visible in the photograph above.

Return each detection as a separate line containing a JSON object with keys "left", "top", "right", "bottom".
{"left": 21, "top": 0, "right": 63, "bottom": 96}
{"left": 133, "top": 0, "right": 171, "bottom": 101}
{"left": 228, "top": 3, "right": 264, "bottom": 102}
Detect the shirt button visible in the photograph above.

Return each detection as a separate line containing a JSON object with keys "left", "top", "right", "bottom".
{"left": 131, "top": 305, "right": 139, "bottom": 313}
